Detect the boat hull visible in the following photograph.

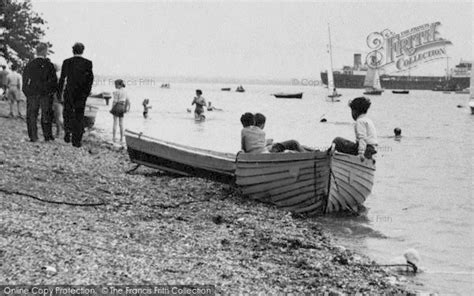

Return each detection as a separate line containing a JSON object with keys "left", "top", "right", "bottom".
{"left": 363, "top": 90, "right": 383, "bottom": 95}
{"left": 125, "top": 131, "right": 236, "bottom": 184}
{"left": 326, "top": 153, "right": 376, "bottom": 212}
{"left": 274, "top": 93, "right": 303, "bottom": 99}
{"left": 235, "top": 151, "right": 375, "bottom": 214}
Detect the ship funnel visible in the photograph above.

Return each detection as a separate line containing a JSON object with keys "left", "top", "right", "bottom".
{"left": 354, "top": 54, "right": 362, "bottom": 70}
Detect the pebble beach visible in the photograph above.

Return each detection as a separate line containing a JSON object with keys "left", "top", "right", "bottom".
{"left": 0, "top": 101, "right": 414, "bottom": 294}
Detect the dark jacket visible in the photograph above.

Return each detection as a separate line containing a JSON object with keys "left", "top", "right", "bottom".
{"left": 58, "top": 56, "right": 94, "bottom": 103}
{"left": 22, "top": 57, "right": 58, "bottom": 97}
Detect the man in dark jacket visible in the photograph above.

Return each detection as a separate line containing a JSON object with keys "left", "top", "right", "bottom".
{"left": 58, "top": 42, "right": 94, "bottom": 147}
{"left": 23, "top": 43, "right": 58, "bottom": 142}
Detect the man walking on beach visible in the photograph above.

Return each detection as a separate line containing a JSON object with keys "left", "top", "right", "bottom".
{"left": 22, "top": 43, "right": 58, "bottom": 142}
{"left": 58, "top": 42, "right": 94, "bottom": 148}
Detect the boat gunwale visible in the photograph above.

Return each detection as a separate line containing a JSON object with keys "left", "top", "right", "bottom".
{"left": 125, "top": 129, "right": 237, "bottom": 161}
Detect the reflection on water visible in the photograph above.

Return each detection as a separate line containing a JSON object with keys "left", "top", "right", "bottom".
{"left": 90, "top": 83, "right": 473, "bottom": 295}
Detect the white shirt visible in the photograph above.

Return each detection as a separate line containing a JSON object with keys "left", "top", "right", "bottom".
{"left": 113, "top": 88, "right": 128, "bottom": 104}
{"left": 354, "top": 114, "right": 377, "bottom": 155}
{"left": 7, "top": 71, "right": 22, "bottom": 88}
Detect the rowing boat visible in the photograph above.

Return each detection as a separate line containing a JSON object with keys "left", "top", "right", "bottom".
{"left": 125, "top": 130, "right": 236, "bottom": 183}
{"left": 273, "top": 92, "right": 303, "bottom": 99}
{"left": 235, "top": 151, "right": 375, "bottom": 214}
{"left": 125, "top": 131, "right": 376, "bottom": 214}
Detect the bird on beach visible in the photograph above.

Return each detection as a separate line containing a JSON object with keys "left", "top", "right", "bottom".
{"left": 390, "top": 248, "right": 421, "bottom": 273}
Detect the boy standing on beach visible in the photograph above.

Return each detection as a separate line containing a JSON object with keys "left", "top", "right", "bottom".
{"left": 22, "top": 43, "right": 58, "bottom": 142}
{"left": 6, "top": 64, "right": 24, "bottom": 118}
{"left": 332, "top": 96, "right": 377, "bottom": 160}
{"left": 0, "top": 65, "right": 8, "bottom": 100}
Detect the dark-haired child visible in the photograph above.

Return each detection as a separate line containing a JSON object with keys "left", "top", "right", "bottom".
{"left": 240, "top": 112, "right": 267, "bottom": 153}
{"left": 332, "top": 96, "right": 377, "bottom": 160}
{"left": 191, "top": 89, "right": 206, "bottom": 120}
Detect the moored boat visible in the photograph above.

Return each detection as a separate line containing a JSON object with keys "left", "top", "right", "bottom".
{"left": 125, "top": 131, "right": 376, "bottom": 215}
{"left": 221, "top": 88, "right": 231, "bottom": 91}
{"left": 326, "top": 23, "right": 342, "bottom": 102}
{"left": 84, "top": 104, "right": 98, "bottom": 129}
{"left": 392, "top": 90, "right": 410, "bottom": 94}
{"left": 236, "top": 86, "right": 245, "bottom": 92}
{"left": 88, "top": 92, "right": 112, "bottom": 105}
{"left": 363, "top": 66, "right": 384, "bottom": 95}
{"left": 273, "top": 92, "right": 303, "bottom": 99}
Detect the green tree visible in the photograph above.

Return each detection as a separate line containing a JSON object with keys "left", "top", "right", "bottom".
{"left": 0, "top": 0, "right": 52, "bottom": 69}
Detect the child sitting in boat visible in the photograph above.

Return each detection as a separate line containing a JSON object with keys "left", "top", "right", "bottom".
{"left": 332, "top": 96, "right": 377, "bottom": 160}
{"left": 239, "top": 112, "right": 310, "bottom": 153}
{"left": 240, "top": 112, "right": 266, "bottom": 153}
{"left": 254, "top": 113, "right": 311, "bottom": 153}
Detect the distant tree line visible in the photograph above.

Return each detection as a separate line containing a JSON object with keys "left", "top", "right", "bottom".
{"left": 0, "top": 0, "right": 52, "bottom": 69}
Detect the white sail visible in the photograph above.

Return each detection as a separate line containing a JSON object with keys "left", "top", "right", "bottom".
{"left": 327, "top": 23, "right": 335, "bottom": 92}
{"left": 327, "top": 66, "right": 334, "bottom": 90}
{"left": 373, "top": 69, "right": 381, "bottom": 89}
{"left": 470, "top": 67, "right": 474, "bottom": 100}
{"left": 364, "top": 67, "right": 375, "bottom": 87}
{"left": 364, "top": 67, "right": 381, "bottom": 90}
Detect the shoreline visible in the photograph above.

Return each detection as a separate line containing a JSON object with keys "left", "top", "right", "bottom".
{"left": 0, "top": 101, "right": 414, "bottom": 294}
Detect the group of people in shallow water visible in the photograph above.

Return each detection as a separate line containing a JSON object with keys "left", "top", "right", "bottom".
{"left": 239, "top": 96, "right": 379, "bottom": 160}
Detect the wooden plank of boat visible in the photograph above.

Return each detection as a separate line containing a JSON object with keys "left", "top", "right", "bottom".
{"left": 325, "top": 153, "right": 375, "bottom": 213}
{"left": 235, "top": 160, "right": 315, "bottom": 177}
{"left": 236, "top": 166, "right": 314, "bottom": 186}
{"left": 125, "top": 130, "right": 236, "bottom": 183}
{"left": 331, "top": 169, "right": 374, "bottom": 193}
{"left": 240, "top": 171, "right": 315, "bottom": 195}
{"left": 235, "top": 151, "right": 332, "bottom": 215}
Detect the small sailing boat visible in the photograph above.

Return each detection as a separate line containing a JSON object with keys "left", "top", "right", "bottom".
{"left": 326, "top": 23, "right": 341, "bottom": 102}
{"left": 363, "top": 66, "right": 384, "bottom": 95}
{"left": 392, "top": 69, "right": 410, "bottom": 94}
{"left": 469, "top": 67, "right": 474, "bottom": 114}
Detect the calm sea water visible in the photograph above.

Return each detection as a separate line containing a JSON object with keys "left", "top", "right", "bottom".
{"left": 89, "top": 82, "right": 473, "bottom": 295}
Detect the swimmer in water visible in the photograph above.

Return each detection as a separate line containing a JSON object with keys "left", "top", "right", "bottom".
{"left": 191, "top": 89, "right": 206, "bottom": 120}
{"left": 394, "top": 127, "right": 402, "bottom": 141}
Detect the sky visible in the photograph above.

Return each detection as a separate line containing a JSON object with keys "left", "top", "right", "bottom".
{"left": 30, "top": 0, "right": 473, "bottom": 80}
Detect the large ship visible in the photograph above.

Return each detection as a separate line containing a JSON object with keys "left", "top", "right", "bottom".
{"left": 320, "top": 54, "right": 471, "bottom": 90}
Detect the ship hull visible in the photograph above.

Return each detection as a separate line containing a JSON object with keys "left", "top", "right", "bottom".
{"left": 321, "top": 72, "right": 470, "bottom": 90}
